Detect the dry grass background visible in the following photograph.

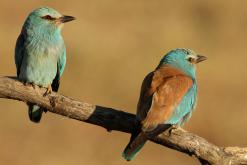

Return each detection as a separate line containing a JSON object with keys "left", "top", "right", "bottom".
{"left": 1, "top": 0, "right": 247, "bottom": 164}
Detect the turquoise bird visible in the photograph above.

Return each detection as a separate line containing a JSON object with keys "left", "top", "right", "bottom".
{"left": 15, "top": 7, "right": 75, "bottom": 123}
{"left": 122, "top": 48, "right": 207, "bottom": 161}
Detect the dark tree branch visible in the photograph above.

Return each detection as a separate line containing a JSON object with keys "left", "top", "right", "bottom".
{"left": 0, "top": 76, "right": 247, "bottom": 165}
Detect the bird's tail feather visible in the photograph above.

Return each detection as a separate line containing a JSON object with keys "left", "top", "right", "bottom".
{"left": 28, "top": 104, "right": 44, "bottom": 123}
{"left": 122, "top": 124, "right": 172, "bottom": 161}
{"left": 122, "top": 132, "right": 148, "bottom": 161}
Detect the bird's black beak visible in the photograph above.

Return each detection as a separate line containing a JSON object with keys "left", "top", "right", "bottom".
{"left": 59, "top": 15, "right": 76, "bottom": 23}
{"left": 196, "top": 55, "right": 207, "bottom": 63}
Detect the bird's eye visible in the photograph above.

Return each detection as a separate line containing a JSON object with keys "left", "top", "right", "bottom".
{"left": 42, "top": 15, "right": 55, "bottom": 21}
{"left": 187, "top": 57, "right": 194, "bottom": 63}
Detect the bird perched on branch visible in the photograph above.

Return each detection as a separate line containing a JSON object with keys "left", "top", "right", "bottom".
{"left": 122, "top": 48, "right": 207, "bottom": 161}
{"left": 15, "top": 7, "right": 75, "bottom": 123}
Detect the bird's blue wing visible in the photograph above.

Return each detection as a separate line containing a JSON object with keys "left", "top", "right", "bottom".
{"left": 51, "top": 47, "right": 66, "bottom": 92}
{"left": 15, "top": 33, "right": 26, "bottom": 76}
{"left": 58, "top": 46, "right": 66, "bottom": 76}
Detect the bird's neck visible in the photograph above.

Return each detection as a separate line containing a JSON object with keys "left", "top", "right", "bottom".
{"left": 22, "top": 26, "right": 63, "bottom": 46}
{"left": 158, "top": 63, "right": 197, "bottom": 80}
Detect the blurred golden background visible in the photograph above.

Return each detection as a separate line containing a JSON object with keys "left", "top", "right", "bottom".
{"left": 1, "top": 0, "right": 247, "bottom": 164}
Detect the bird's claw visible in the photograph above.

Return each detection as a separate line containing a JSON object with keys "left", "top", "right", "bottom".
{"left": 168, "top": 125, "right": 179, "bottom": 136}
{"left": 44, "top": 85, "right": 52, "bottom": 96}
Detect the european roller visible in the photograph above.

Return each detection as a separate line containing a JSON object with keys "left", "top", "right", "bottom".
{"left": 122, "top": 48, "right": 207, "bottom": 161}
{"left": 15, "top": 7, "right": 75, "bottom": 123}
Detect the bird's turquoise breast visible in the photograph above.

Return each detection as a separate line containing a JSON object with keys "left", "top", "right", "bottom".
{"left": 18, "top": 34, "right": 64, "bottom": 87}
{"left": 165, "top": 82, "right": 197, "bottom": 125}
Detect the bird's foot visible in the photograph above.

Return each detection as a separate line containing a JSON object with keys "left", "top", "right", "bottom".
{"left": 168, "top": 125, "right": 179, "bottom": 136}
{"left": 43, "top": 84, "right": 52, "bottom": 96}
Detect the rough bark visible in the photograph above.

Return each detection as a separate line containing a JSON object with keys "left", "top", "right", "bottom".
{"left": 0, "top": 76, "right": 247, "bottom": 165}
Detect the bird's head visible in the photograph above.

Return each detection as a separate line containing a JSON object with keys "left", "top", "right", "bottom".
{"left": 159, "top": 48, "right": 207, "bottom": 77}
{"left": 23, "top": 7, "right": 75, "bottom": 35}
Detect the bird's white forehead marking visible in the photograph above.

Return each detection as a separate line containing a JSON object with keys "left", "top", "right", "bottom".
{"left": 179, "top": 48, "right": 196, "bottom": 56}
{"left": 180, "top": 48, "right": 197, "bottom": 59}
{"left": 186, "top": 54, "right": 197, "bottom": 59}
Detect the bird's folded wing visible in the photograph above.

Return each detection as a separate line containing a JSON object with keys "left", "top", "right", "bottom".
{"left": 52, "top": 46, "right": 66, "bottom": 92}
{"left": 15, "top": 33, "right": 26, "bottom": 76}
{"left": 138, "top": 65, "right": 193, "bottom": 132}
